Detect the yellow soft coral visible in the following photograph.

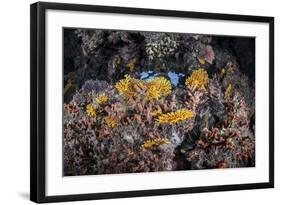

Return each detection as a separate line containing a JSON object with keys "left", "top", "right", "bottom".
{"left": 142, "top": 136, "right": 171, "bottom": 149}
{"left": 156, "top": 108, "right": 193, "bottom": 124}
{"left": 115, "top": 75, "right": 135, "bottom": 98}
{"left": 145, "top": 76, "right": 172, "bottom": 100}
{"left": 147, "top": 76, "right": 171, "bottom": 96}
{"left": 86, "top": 104, "right": 96, "bottom": 117}
{"left": 105, "top": 115, "right": 117, "bottom": 128}
{"left": 185, "top": 68, "right": 208, "bottom": 89}
{"left": 145, "top": 84, "right": 161, "bottom": 100}
{"left": 96, "top": 93, "right": 108, "bottom": 104}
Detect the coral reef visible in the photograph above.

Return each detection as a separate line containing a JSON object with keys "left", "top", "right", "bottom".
{"left": 63, "top": 28, "right": 255, "bottom": 175}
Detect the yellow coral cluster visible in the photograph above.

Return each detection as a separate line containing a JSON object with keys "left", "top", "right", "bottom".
{"left": 142, "top": 136, "right": 171, "bottom": 149}
{"left": 115, "top": 75, "right": 136, "bottom": 99}
{"left": 86, "top": 104, "right": 96, "bottom": 117}
{"left": 115, "top": 75, "right": 171, "bottom": 100}
{"left": 156, "top": 108, "right": 193, "bottom": 124}
{"left": 146, "top": 77, "right": 172, "bottom": 100}
{"left": 185, "top": 68, "right": 208, "bottom": 89}
{"left": 105, "top": 115, "right": 117, "bottom": 128}
{"left": 96, "top": 93, "right": 108, "bottom": 104}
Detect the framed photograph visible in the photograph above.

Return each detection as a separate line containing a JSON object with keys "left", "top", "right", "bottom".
{"left": 30, "top": 2, "right": 274, "bottom": 203}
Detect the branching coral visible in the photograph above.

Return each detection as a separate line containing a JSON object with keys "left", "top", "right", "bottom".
{"left": 157, "top": 109, "right": 193, "bottom": 124}
{"left": 142, "top": 137, "right": 171, "bottom": 149}
{"left": 86, "top": 104, "right": 96, "bottom": 117}
{"left": 184, "top": 91, "right": 255, "bottom": 169}
{"left": 185, "top": 68, "right": 208, "bottom": 89}
{"left": 96, "top": 93, "right": 108, "bottom": 104}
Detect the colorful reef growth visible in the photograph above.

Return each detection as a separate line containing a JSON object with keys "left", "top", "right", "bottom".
{"left": 63, "top": 28, "right": 255, "bottom": 176}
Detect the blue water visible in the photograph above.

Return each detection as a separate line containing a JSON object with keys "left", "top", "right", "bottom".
{"left": 140, "top": 71, "right": 184, "bottom": 86}
{"left": 167, "top": 71, "right": 185, "bottom": 86}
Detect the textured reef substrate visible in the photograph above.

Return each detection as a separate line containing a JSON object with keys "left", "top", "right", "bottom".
{"left": 63, "top": 29, "right": 255, "bottom": 176}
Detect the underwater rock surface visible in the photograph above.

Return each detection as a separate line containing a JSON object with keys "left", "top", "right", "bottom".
{"left": 63, "top": 28, "right": 255, "bottom": 176}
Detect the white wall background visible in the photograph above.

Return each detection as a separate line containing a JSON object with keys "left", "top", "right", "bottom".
{"left": 0, "top": 0, "right": 279, "bottom": 204}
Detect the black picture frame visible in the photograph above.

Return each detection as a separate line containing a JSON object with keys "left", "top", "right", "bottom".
{"left": 30, "top": 2, "right": 274, "bottom": 203}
